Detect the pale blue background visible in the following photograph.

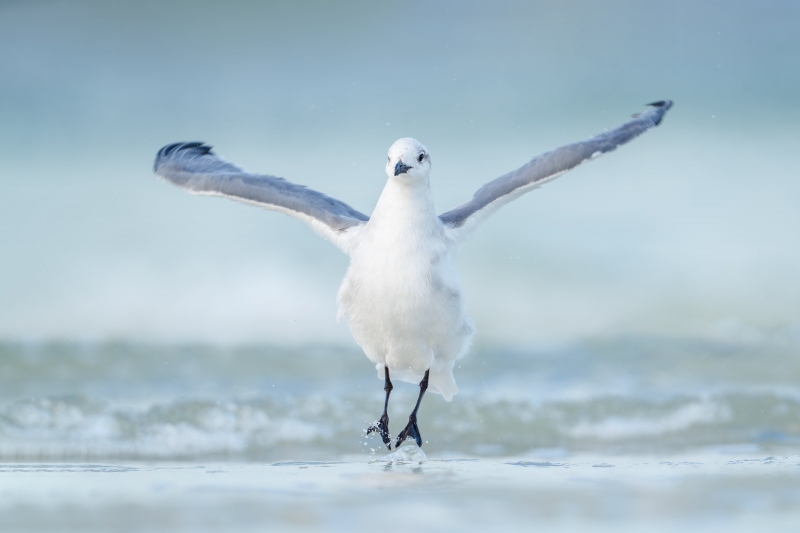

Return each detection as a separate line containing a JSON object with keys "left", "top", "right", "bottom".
{"left": 1, "top": 0, "right": 798, "bottom": 346}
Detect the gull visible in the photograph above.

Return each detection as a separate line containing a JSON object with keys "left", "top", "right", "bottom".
{"left": 154, "top": 100, "right": 672, "bottom": 450}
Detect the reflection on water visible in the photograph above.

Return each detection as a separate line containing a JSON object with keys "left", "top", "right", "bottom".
{"left": 1, "top": 456, "right": 799, "bottom": 532}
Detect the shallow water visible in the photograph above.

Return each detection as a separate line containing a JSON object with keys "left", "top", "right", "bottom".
{"left": 2, "top": 454, "right": 799, "bottom": 532}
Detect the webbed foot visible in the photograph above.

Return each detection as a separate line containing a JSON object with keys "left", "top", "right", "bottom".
{"left": 395, "top": 414, "right": 422, "bottom": 448}
{"left": 367, "top": 413, "right": 391, "bottom": 450}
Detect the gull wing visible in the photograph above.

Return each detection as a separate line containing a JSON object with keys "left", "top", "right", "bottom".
{"left": 154, "top": 142, "right": 369, "bottom": 252}
{"left": 439, "top": 100, "right": 673, "bottom": 243}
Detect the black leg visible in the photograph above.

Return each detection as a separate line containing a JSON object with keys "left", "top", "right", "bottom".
{"left": 395, "top": 369, "right": 429, "bottom": 448}
{"left": 367, "top": 366, "right": 393, "bottom": 450}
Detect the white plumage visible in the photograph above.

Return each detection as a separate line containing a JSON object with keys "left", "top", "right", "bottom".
{"left": 337, "top": 138, "right": 474, "bottom": 401}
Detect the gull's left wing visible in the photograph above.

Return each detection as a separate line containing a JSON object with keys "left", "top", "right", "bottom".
{"left": 439, "top": 100, "right": 673, "bottom": 243}
{"left": 154, "top": 142, "right": 369, "bottom": 253}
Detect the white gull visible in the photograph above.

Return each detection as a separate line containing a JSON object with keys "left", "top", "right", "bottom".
{"left": 154, "top": 100, "right": 673, "bottom": 449}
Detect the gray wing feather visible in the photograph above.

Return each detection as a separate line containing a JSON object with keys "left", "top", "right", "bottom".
{"left": 439, "top": 100, "right": 673, "bottom": 231}
{"left": 154, "top": 143, "right": 369, "bottom": 234}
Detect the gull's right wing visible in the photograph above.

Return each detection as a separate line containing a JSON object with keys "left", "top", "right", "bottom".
{"left": 439, "top": 100, "right": 673, "bottom": 243}
{"left": 154, "top": 142, "right": 369, "bottom": 252}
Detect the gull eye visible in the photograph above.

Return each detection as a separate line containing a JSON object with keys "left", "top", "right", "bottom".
{"left": 418, "top": 153, "right": 425, "bottom": 163}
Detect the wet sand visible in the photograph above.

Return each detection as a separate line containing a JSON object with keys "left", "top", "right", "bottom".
{"left": 2, "top": 451, "right": 798, "bottom": 532}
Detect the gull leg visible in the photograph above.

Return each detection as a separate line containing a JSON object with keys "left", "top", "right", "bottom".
{"left": 395, "top": 369, "right": 429, "bottom": 448}
{"left": 367, "top": 366, "right": 393, "bottom": 450}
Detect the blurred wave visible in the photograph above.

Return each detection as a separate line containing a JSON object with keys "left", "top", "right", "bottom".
{"left": 2, "top": 387, "right": 797, "bottom": 461}
{"left": 2, "top": 337, "right": 797, "bottom": 460}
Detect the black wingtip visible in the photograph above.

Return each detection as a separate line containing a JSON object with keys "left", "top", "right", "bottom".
{"left": 158, "top": 141, "right": 212, "bottom": 158}
{"left": 644, "top": 100, "right": 673, "bottom": 125}
{"left": 154, "top": 142, "right": 213, "bottom": 173}
{"left": 646, "top": 100, "right": 673, "bottom": 109}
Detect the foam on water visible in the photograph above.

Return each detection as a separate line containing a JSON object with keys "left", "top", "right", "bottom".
{"left": 1, "top": 338, "right": 798, "bottom": 461}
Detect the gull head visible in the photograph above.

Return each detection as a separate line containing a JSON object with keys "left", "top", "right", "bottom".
{"left": 385, "top": 138, "right": 431, "bottom": 181}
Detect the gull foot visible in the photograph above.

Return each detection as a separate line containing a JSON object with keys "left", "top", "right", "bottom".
{"left": 367, "top": 413, "right": 391, "bottom": 450}
{"left": 395, "top": 415, "right": 422, "bottom": 448}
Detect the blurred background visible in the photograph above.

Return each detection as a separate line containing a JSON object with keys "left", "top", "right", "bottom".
{"left": 0, "top": 0, "right": 798, "bottom": 461}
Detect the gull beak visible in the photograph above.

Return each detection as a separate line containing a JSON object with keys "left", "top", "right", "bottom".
{"left": 394, "top": 160, "right": 412, "bottom": 176}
